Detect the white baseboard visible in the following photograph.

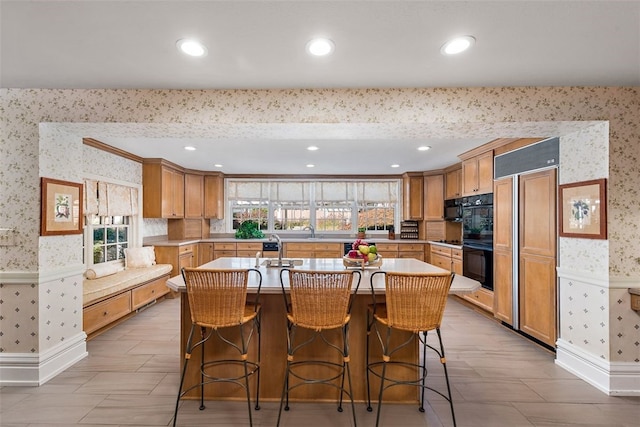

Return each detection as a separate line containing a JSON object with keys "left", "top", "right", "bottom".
{"left": 556, "top": 339, "right": 640, "bottom": 396}
{"left": 0, "top": 332, "right": 87, "bottom": 386}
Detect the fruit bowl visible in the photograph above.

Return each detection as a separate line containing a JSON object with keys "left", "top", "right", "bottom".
{"left": 343, "top": 254, "right": 383, "bottom": 269}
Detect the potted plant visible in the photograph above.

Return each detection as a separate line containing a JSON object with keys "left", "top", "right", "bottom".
{"left": 357, "top": 227, "right": 366, "bottom": 239}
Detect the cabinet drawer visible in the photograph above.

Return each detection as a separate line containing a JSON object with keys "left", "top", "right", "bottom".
{"left": 215, "top": 242, "right": 236, "bottom": 250}
{"left": 285, "top": 250, "right": 308, "bottom": 258}
{"left": 179, "top": 244, "right": 196, "bottom": 254}
{"left": 314, "top": 243, "right": 341, "bottom": 252}
{"left": 132, "top": 277, "right": 169, "bottom": 309}
{"left": 237, "top": 250, "right": 262, "bottom": 257}
{"left": 214, "top": 250, "right": 236, "bottom": 258}
{"left": 399, "top": 243, "right": 424, "bottom": 252}
{"left": 375, "top": 243, "right": 399, "bottom": 251}
{"left": 84, "top": 292, "right": 131, "bottom": 335}
{"left": 451, "top": 248, "right": 463, "bottom": 259}
{"left": 236, "top": 242, "right": 262, "bottom": 251}
{"left": 462, "top": 288, "right": 494, "bottom": 312}
{"left": 430, "top": 253, "right": 451, "bottom": 270}
{"left": 430, "top": 245, "right": 452, "bottom": 257}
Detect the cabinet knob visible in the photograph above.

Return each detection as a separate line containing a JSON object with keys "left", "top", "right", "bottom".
{"left": 103, "top": 311, "right": 108, "bottom": 316}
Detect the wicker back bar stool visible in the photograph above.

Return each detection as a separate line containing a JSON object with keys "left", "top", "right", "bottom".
{"left": 366, "top": 270, "right": 456, "bottom": 427}
{"left": 173, "top": 267, "right": 262, "bottom": 427}
{"left": 277, "top": 268, "right": 362, "bottom": 427}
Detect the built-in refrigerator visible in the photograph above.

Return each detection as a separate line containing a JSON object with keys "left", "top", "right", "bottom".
{"left": 493, "top": 137, "right": 559, "bottom": 348}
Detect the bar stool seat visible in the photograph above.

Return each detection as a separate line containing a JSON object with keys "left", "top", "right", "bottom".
{"left": 173, "top": 267, "right": 262, "bottom": 427}
{"left": 277, "top": 268, "right": 362, "bottom": 427}
{"left": 366, "top": 270, "right": 457, "bottom": 427}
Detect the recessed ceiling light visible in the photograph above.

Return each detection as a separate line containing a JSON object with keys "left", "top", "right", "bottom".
{"left": 306, "top": 164, "right": 315, "bottom": 168}
{"left": 306, "top": 38, "right": 335, "bottom": 56}
{"left": 213, "top": 164, "right": 223, "bottom": 168}
{"left": 391, "top": 164, "right": 400, "bottom": 168}
{"left": 184, "top": 146, "right": 196, "bottom": 151}
{"left": 176, "top": 39, "right": 208, "bottom": 57}
{"left": 440, "top": 36, "right": 476, "bottom": 55}
{"left": 417, "top": 146, "right": 431, "bottom": 151}
{"left": 307, "top": 145, "right": 319, "bottom": 151}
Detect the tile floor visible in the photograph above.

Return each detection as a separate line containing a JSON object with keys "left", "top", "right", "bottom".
{"left": 1, "top": 297, "right": 638, "bottom": 427}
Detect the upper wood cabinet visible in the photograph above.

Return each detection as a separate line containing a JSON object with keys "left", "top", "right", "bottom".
{"left": 184, "top": 173, "right": 204, "bottom": 218}
{"left": 204, "top": 173, "right": 224, "bottom": 219}
{"left": 444, "top": 167, "right": 462, "bottom": 200}
{"left": 143, "top": 161, "right": 184, "bottom": 218}
{"left": 462, "top": 151, "right": 494, "bottom": 196}
{"left": 403, "top": 173, "right": 424, "bottom": 220}
{"left": 424, "top": 174, "right": 444, "bottom": 220}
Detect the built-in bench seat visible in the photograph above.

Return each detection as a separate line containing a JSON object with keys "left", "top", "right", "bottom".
{"left": 83, "top": 264, "right": 173, "bottom": 338}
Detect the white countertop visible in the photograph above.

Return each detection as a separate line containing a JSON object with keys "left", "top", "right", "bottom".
{"left": 166, "top": 257, "right": 481, "bottom": 295}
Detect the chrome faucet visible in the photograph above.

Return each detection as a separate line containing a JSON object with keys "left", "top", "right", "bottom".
{"left": 303, "top": 225, "right": 315, "bottom": 238}
{"left": 269, "top": 234, "right": 283, "bottom": 266}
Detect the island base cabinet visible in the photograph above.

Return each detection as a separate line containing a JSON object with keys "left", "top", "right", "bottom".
{"left": 178, "top": 293, "right": 418, "bottom": 403}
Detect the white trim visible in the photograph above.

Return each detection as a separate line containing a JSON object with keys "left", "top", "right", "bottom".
{"left": 609, "top": 275, "right": 640, "bottom": 288}
{"left": 0, "top": 264, "right": 85, "bottom": 285}
{"left": 0, "top": 332, "right": 87, "bottom": 386}
{"left": 556, "top": 339, "right": 640, "bottom": 396}
{"left": 556, "top": 267, "right": 609, "bottom": 288}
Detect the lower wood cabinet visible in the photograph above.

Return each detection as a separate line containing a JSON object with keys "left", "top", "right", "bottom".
{"left": 198, "top": 242, "right": 214, "bottom": 265}
{"left": 236, "top": 242, "right": 263, "bottom": 257}
{"left": 214, "top": 242, "right": 236, "bottom": 259}
{"left": 398, "top": 243, "right": 425, "bottom": 261}
{"left": 83, "top": 292, "right": 131, "bottom": 336}
{"left": 460, "top": 287, "right": 494, "bottom": 313}
{"left": 131, "top": 276, "right": 170, "bottom": 309}
{"left": 155, "top": 244, "right": 197, "bottom": 277}
{"left": 285, "top": 242, "right": 342, "bottom": 258}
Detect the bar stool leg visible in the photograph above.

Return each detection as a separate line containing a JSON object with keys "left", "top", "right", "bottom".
{"left": 365, "top": 310, "right": 373, "bottom": 412}
{"left": 199, "top": 326, "right": 206, "bottom": 411}
{"left": 173, "top": 324, "right": 196, "bottom": 427}
{"left": 375, "top": 328, "right": 392, "bottom": 427}
{"left": 419, "top": 330, "right": 428, "bottom": 412}
{"left": 254, "top": 313, "right": 262, "bottom": 410}
{"left": 437, "top": 328, "right": 457, "bottom": 427}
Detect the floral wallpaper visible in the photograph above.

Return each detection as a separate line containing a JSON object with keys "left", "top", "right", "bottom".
{"left": 0, "top": 87, "right": 637, "bottom": 378}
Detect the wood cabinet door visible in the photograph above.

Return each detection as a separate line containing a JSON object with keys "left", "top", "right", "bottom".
{"left": 445, "top": 168, "right": 462, "bottom": 200}
{"left": 494, "top": 177, "right": 513, "bottom": 252}
{"left": 172, "top": 170, "right": 185, "bottom": 218}
{"left": 184, "top": 174, "right": 203, "bottom": 218}
{"left": 476, "top": 151, "right": 494, "bottom": 194}
{"left": 198, "top": 243, "right": 214, "bottom": 265}
{"left": 179, "top": 251, "right": 195, "bottom": 270}
{"left": 519, "top": 169, "right": 556, "bottom": 258}
{"left": 424, "top": 174, "right": 444, "bottom": 220}
{"left": 403, "top": 174, "right": 424, "bottom": 219}
{"left": 451, "top": 257, "right": 462, "bottom": 275}
{"left": 204, "top": 174, "right": 224, "bottom": 219}
{"left": 430, "top": 253, "right": 451, "bottom": 271}
{"left": 493, "top": 249, "right": 513, "bottom": 324}
{"left": 493, "top": 176, "right": 514, "bottom": 324}
{"left": 519, "top": 253, "right": 557, "bottom": 346}
{"left": 461, "top": 157, "right": 479, "bottom": 196}
{"left": 161, "top": 167, "right": 184, "bottom": 218}
{"left": 519, "top": 168, "right": 557, "bottom": 347}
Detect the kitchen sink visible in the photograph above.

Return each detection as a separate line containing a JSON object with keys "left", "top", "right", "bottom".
{"left": 261, "top": 258, "right": 304, "bottom": 268}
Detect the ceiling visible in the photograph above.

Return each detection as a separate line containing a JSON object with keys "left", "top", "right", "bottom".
{"left": 3, "top": 1, "right": 639, "bottom": 174}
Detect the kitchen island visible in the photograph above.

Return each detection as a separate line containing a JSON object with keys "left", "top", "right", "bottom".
{"left": 166, "top": 257, "right": 480, "bottom": 403}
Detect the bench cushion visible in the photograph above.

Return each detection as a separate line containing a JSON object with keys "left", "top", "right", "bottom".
{"left": 83, "top": 264, "right": 173, "bottom": 306}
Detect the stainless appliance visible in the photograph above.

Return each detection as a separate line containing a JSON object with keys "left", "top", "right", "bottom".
{"left": 462, "top": 193, "right": 493, "bottom": 290}
{"left": 444, "top": 198, "right": 463, "bottom": 222}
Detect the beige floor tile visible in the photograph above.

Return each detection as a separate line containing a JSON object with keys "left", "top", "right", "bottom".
{"left": 2, "top": 296, "right": 639, "bottom": 426}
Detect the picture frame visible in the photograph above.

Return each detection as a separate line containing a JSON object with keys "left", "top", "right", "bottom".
{"left": 40, "top": 177, "right": 84, "bottom": 236}
{"left": 558, "top": 178, "right": 607, "bottom": 239}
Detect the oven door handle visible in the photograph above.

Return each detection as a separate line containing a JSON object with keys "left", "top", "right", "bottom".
{"left": 462, "top": 243, "right": 494, "bottom": 251}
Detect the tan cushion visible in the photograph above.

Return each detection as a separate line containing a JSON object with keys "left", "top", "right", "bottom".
{"left": 124, "top": 246, "right": 156, "bottom": 268}
{"left": 83, "top": 264, "right": 173, "bottom": 306}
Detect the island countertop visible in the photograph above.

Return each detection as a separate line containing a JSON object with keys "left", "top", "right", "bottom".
{"left": 166, "top": 257, "right": 480, "bottom": 294}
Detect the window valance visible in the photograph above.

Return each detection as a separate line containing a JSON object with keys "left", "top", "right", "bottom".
{"left": 84, "top": 180, "right": 139, "bottom": 216}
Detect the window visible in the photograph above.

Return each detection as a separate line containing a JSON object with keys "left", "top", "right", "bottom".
{"left": 227, "top": 179, "right": 400, "bottom": 234}
{"left": 90, "top": 215, "right": 130, "bottom": 264}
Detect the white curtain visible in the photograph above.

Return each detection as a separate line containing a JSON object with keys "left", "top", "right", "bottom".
{"left": 84, "top": 179, "right": 138, "bottom": 216}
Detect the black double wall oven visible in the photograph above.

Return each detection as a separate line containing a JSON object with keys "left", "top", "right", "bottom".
{"left": 461, "top": 194, "right": 494, "bottom": 291}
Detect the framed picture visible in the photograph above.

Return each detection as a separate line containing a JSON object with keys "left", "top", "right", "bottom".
{"left": 41, "top": 178, "right": 84, "bottom": 236}
{"left": 558, "top": 178, "right": 607, "bottom": 239}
